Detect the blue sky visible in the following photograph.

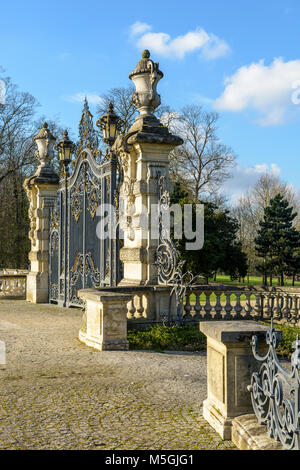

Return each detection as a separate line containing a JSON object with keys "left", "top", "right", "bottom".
{"left": 1, "top": 0, "right": 300, "bottom": 201}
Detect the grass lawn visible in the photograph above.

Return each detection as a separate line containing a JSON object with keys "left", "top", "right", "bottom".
{"left": 128, "top": 322, "right": 300, "bottom": 359}
{"left": 128, "top": 325, "right": 206, "bottom": 352}
{"left": 211, "top": 274, "right": 300, "bottom": 287}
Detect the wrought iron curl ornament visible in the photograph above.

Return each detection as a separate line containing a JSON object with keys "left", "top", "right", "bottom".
{"left": 248, "top": 320, "right": 300, "bottom": 450}
{"left": 155, "top": 175, "right": 204, "bottom": 325}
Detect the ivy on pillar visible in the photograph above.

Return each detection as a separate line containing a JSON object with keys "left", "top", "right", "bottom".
{"left": 24, "top": 123, "right": 59, "bottom": 303}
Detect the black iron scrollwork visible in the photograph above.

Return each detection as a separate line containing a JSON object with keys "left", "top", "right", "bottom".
{"left": 155, "top": 175, "right": 203, "bottom": 325}
{"left": 249, "top": 320, "right": 300, "bottom": 450}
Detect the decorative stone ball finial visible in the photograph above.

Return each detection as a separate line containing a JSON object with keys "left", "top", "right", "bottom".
{"left": 142, "top": 49, "right": 150, "bottom": 59}
{"left": 129, "top": 50, "right": 164, "bottom": 117}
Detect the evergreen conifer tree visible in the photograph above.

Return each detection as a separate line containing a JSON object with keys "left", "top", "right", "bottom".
{"left": 255, "top": 194, "right": 300, "bottom": 286}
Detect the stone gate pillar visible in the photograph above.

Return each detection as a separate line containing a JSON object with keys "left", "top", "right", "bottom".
{"left": 24, "top": 123, "right": 59, "bottom": 303}
{"left": 115, "top": 50, "right": 183, "bottom": 286}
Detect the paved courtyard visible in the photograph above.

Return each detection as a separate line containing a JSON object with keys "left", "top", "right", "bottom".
{"left": 0, "top": 299, "right": 236, "bottom": 450}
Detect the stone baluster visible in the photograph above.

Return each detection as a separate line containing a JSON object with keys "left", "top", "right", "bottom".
{"left": 243, "top": 292, "right": 253, "bottom": 319}
{"left": 292, "top": 295, "right": 299, "bottom": 323}
{"left": 254, "top": 293, "right": 263, "bottom": 319}
{"left": 270, "top": 294, "right": 276, "bottom": 319}
{"left": 234, "top": 293, "right": 243, "bottom": 320}
{"left": 281, "top": 294, "right": 289, "bottom": 319}
{"left": 272, "top": 294, "right": 281, "bottom": 320}
{"left": 214, "top": 291, "right": 223, "bottom": 320}
{"left": 204, "top": 291, "right": 213, "bottom": 319}
{"left": 135, "top": 294, "right": 145, "bottom": 319}
{"left": 285, "top": 295, "right": 293, "bottom": 321}
{"left": 277, "top": 294, "right": 284, "bottom": 320}
{"left": 127, "top": 298, "right": 136, "bottom": 319}
{"left": 193, "top": 291, "right": 202, "bottom": 321}
{"left": 262, "top": 293, "right": 272, "bottom": 319}
{"left": 224, "top": 292, "right": 233, "bottom": 320}
{"left": 183, "top": 291, "right": 192, "bottom": 322}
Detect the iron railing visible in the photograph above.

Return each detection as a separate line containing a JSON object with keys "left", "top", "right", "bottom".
{"left": 248, "top": 320, "right": 300, "bottom": 450}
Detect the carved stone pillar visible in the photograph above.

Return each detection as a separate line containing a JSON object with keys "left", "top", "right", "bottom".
{"left": 116, "top": 51, "right": 183, "bottom": 286}
{"left": 24, "top": 123, "right": 59, "bottom": 303}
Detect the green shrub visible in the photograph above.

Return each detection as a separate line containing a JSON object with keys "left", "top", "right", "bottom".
{"left": 262, "top": 322, "right": 300, "bottom": 358}
{"left": 128, "top": 324, "right": 206, "bottom": 352}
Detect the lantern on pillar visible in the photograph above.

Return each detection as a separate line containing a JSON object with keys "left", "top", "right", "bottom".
{"left": 56, "top": 130, "right": 75, "bottom": 167}
{"left": 96, "top": 102, "right": 121, "bottom": 147}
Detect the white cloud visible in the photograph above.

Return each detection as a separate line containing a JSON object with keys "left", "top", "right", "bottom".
{"left": 214, "top": 58, "right": 300, "bottom": 126}
{"left": 62, "top": 92, "right": 103, "bottom": 105}
{"left": 130, "top": 23, "right": 230, "bottom": 60}
{"left": 201, "top": 35, "right": 230, "bottom": 60}
{"left": 130, "top": 21, "right": 151, "bottom": 37}
{"left": 222, "top": 163, "right": 282, "bottom": 202}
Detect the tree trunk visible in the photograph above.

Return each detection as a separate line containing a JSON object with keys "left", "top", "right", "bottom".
{"left": 281, "top": 272, "right": 284, "bottom": 286}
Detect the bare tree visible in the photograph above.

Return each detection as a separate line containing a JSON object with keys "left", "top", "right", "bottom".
{"left": 0, "top": 72, "right": 67, "bottom": 268}
{"left": 232, "top": 172, "right": 300, "bottom": 278}
{"left": 167, "top": 105, "right": 236, "bottom": 203}
{"left": 96, "top": 85, "right": 138, "bottom": 134}
{"left": 0, "top": 77, "right": 39, "bottom": 185}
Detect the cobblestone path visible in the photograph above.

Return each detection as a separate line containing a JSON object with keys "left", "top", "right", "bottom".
{"left": 0, "top": 300, "right": 236, "bottom": 450}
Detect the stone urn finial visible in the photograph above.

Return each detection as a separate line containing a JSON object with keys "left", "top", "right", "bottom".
{"left": 33, "top": 122, "right": 56, "bottom": 170}
{"left": 129, "top": 50, "right": 163, "bottom": 118}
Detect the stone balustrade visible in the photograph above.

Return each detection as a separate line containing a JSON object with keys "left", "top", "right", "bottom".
{"left": 98, "top": 285, "right": 174, "bottom": 328}
{"left": 101, "top": 284, "right": 300, "bottom": 327}
{"left": 0, "top": 270, "right": 28, "bottom": 298}
{"left": 182, "top": 285, "right": 300, "bottom": 326}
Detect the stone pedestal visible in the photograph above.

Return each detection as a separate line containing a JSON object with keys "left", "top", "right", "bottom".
{"left": 24, "top": 177, "right": 59, "bottom": 303}
{"left": 200, "top": 321, "right": 270, "bottom": 440}
{"left": 78, "top": 288, "right": 133, "bottom": 351}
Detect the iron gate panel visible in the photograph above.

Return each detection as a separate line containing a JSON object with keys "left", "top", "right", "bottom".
{"left": 49, "top": 148, "right": 120, "bottom": 307}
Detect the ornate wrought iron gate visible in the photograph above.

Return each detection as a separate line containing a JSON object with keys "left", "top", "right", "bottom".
{"left": 49, "top": 102, "right": 121, "bottom": 307}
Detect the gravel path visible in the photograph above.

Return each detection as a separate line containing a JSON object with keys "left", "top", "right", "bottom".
{"left": 0, "top": 299, "right": 235, "bottom": 450}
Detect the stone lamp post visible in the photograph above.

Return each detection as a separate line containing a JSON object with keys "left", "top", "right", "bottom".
{"left": 115, "top": 50, "right": 183, "bottom": 286}
{"left": 24, "top": 123, "right": 59, "bottom": 303}
{"left": 56, "top": 130, "right": 75, "bottom": 307}
{"left": 96, "top": 101, "right": 122, "bottom": 147}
